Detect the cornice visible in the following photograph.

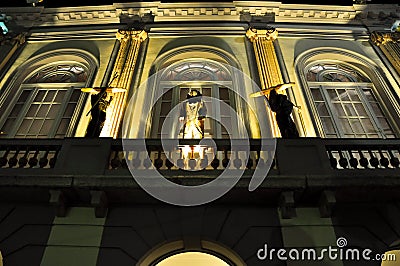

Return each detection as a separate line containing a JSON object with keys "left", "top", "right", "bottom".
{"left": 0, "top": 2, "right": 399, "bottom": 30}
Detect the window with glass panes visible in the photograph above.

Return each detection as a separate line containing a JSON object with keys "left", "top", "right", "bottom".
{"left": 0, "top": 64, "right": 87, "bottom": 138}
{"left": 152, "top": 60, "right": 236, "bottom": 138}
{"left": 306, "top": 63, "right": 395, "bottom": 138}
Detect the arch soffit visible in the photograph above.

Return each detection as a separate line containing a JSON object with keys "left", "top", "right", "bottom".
{"left": 0, "top": 48, "right": 98, "bottom": 104}
{"left": 13, "top": 48, "right": 98, "bottom": 86}
{"left": 294, "top": 47, "right": 380, "bottom": 79}
{"left": 152, "top": 45, "right": 242, "bottom": 73}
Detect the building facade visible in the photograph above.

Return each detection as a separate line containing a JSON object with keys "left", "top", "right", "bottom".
{"left": 0, "top": 1, "right": 400, "bottom": 266}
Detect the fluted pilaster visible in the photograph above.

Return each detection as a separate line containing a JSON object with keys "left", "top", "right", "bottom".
{"left": 0, "top": 33, "right": 26, "bottom": 73}
{"left": 246, "top": 27, "right": 284, "bottom": 137}
{"left": 371, "top": 31, "right": 400, "bottom": 76}
{"left": 101, "top": 30, "right": 147, "bottom": 138}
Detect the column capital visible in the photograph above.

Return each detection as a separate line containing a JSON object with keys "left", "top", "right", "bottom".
{"left": 371, "top": 31, "right": 400, "bottom": 46}
{"left": 0, "top": 32, "right": 26, "bottom": 46}
{"left": 246, "top": 27, "right": 278, "bottom": 42}
{"left": 116, "top": 30, "right": 148, "bottom": 42}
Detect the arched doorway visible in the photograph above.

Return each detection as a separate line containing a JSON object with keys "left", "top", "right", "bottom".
{"left": 137, "top": 240, "right": 246, "bottom": 266}
{"left": 156, "top": 252, "right": 229, "bottom": 266}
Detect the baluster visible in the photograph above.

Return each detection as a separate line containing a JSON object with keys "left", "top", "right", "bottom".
{"left": 200, "top": 154, "right": 208, "bottom": 169}
{"left": 348, "top": 150, "right": 358, "bottom": 169}
{"left": 256, "top": 150, "right": 265, "bottom": 168}
{"left": 28, "top": 150, "right": 39, "bottom": 168}
{"left": 246, "top": 151, "right": 253, "bottom": 169}
{"left": 0, "top": 149, "right": 10, "bottom": 167}
{"left": 222, "top": 150, "right": 229, "bottom": 168}
{"left": 39, "top": 150, "right": 49, "bottom": 168}
{"left": 177, "top": 149, "right": 184, "bottom": 169}
{"left": 18, "top": 149, "right": 29, "bottom": 168}
{"left": 132, "top": 152, "right": 141, "bottom": 169}
{"left": 110, "top": 150, "right": 122, "bottom": 169}
{"left": 188, "top": 158, "right": 196, "bottom": 170}
{"left": 338, "top": 150, "right": 348, "bottom": 169}
{"left": 211, "top": 151, "right": 220, "bottom": 170}
{"left": 378, "top": 150, "right": 389, "bottom": 168}
{"left": 327, "top": 149, "right": 338, "bottom": 169}
{"left": 143, "top": 151, "right": 152, "bottom": 169}
{"left": 233, "top": 151, "right": 242, "bottom": 169}
{"left": 388, "top": 149, "right": 399, "bottom": 168}
{"left": 358, "top": 150, "right": 369, "bottom": 168}
{"left": 154, "top": 151, "right": 163, "bottom": 170}
{"left": 368, "top": 150, "right": 379, "bottom": 168}
{"left": 49, "top": 149, "right": 59, "bottom": 168}
{"left": 165, "top": 151, "right": 174, "bottom": 170}
{"left": 8, "top": 149, "right": 19, "bottom": 168}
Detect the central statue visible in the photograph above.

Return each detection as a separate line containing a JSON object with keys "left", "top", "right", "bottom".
{"left": 179, "top": 89, "right": 207, "bottom": 139}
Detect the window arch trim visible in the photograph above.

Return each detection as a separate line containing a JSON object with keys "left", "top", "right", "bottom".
{"left": 0, "top": 49, "right": 98, "bottom": 138}
{"left": 295, "top": 47, "right": 400, "bottom": 138}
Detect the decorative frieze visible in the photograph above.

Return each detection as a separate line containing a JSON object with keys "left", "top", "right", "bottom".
{"left": 1, "top": 3, "right": 399, "bottom": 28}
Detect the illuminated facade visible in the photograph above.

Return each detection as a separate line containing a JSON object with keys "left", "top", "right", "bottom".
{"left": 0, "top": 1, "right": 400, "bottom": 266}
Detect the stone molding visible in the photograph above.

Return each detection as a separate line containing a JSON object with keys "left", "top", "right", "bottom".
{"left": 1, "top": 2, "right": 399, "bottom": 28}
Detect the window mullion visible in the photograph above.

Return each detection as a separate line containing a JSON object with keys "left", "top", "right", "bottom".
{"left": 9, "top": 88, "right": 37, "bottom": 138}
{"left": 320, "top": 86, "right": 344, "bottom": 138}
{"left": 49, "top": 87, "right": 74, "bottom": 138}
{"left": 212, "top": 84, "right": 221, "bottom": 138}
{"left": 356, "top": 86, "right": 385, "bottom": 138}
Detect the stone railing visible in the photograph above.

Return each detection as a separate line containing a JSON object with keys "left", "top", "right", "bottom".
{"left": 0, "top": 139, "right": 62, "bottom": 169}
{"left": 325, "top": 139, "right": 400, "bottom": 170}
{"left": 1, "top": 138, "right": 399, "bottom": 175}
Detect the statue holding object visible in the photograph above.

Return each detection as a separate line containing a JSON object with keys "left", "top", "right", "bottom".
{"left": 85, "top": 91, "right": 113, "bottom": 137}
{"left": 179, "top": 89, "right": 207, "bottom": 139}
{"left": 250, "top": 83, "right": 300, "bottom": 138}
{"left": 81, "top": 74, "right": 125, "bottom": 137}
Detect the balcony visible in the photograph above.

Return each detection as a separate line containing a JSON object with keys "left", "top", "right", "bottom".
{"left": 0, "top": 137, "right": 399, "bottom": 208}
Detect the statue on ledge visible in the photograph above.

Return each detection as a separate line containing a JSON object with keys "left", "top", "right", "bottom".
{"left": 179, "top": 89, "right": 207, "bottom": 139}
{"left": 85, "top": 90, "right": 113, "bottom": 137}
{"left": 250, "top": 83, "right": 300, "bottom": 138}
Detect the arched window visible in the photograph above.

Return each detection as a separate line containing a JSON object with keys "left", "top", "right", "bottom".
{"left": 297, "top": 51, "right": 398, "bottom": 139}
{"left": 151, "top": 59, "right": 238, "bottom": 139}
{"left": 0, "top": 50, "right": 97, "bottom": 138}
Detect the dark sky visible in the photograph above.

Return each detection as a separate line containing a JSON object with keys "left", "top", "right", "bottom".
{"left": 0, "top": 0, "right": 398, "bottom": 8}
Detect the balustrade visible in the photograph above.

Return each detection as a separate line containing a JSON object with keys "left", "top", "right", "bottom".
{"left": 0, "top": 139, "right": 62, "bottom": 169}
{"left": 326, "top": 140, "right": 400, "bottom": 170}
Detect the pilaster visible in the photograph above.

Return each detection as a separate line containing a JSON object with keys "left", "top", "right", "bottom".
{"left": 101, "top": 30, "right": 147, "bottom": 138}
{"left": 371, "top": 31, "right": 400, "bottom": 77}
{"left": 0, "top": 33, "right": 25, "bottom": 74}
{"left": 246, "top": 27, "right": 283, "bottom": 137}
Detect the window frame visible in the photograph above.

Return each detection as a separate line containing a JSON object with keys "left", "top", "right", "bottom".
{"left": 0, "top": 49, "right": 98, "bottom": 139}
{"left": 295, "top": 49, "right": 400, "bottom": 139}
{"left": 149, "top": 58, "right": 241, "bottom": 139}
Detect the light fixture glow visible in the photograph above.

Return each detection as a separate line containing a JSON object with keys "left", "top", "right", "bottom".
{"left": 156, "top": 252, "right": 229, "bottom": 266}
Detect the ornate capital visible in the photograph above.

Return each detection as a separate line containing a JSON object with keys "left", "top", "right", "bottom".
{"left": 0, "top": 32, "right": 26, "bottom": 46}
{"left": 116, "top": 30, "right": 148, "bottom": 42}
{"left": 371, "top": 31, "right": 400, "bottom": 46}
{"left": 246, "top": 27, "right": 278, "bottom": 42}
